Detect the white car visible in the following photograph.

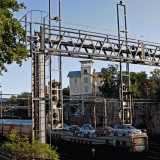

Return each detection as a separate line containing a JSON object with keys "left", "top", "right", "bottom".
{"left": 114, "top": 125, "right": 142, "bottom": 136}
{"left": 80, "top": 125, "right": 95, "bottom": 134}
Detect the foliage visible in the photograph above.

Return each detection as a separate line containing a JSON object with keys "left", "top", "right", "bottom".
{"left": 6, "top": 92, "right": 31, "bottom": 106}
{"left": 130, "top": 71, "right": 148, "bottom": 99}
{"left": 98, "top": 65, "right": 160, "bottom": 100}
{"left": 0, "top": 0, "right": 28, "bottom": 75}
{"left": 98, "top": 64, "right": 120, "bottom": 98}
{"left": 149, "top": 69, "right": 160, "bottom": 85}
{"left": 130, "top": 70, "right": 158, "bottom": 99}
{"left": 0, "top": 130, "right": 59, "bottom": 160}
{"left": 63, "top": 86, "right": 70, "bottom": 95}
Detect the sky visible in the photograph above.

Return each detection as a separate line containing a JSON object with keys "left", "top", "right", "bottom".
{"left": 1, "top": 0, "right": 160, "bottom": 97}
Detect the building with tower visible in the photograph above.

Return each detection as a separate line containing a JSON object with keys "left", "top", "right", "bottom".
{"left": 67, "top": 60, "right": 102, "bottom": 96}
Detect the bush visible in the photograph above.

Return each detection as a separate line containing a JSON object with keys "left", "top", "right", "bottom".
{"left": 0, "top": 130, "right": 59, "bottom": 160}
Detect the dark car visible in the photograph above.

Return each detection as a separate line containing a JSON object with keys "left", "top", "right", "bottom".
{"left": 69, "top": 125, "right": 80, "bottom": 135}
{"left": 95, "top": 126, "right": 114, "bottom": 136}
{"left": 62, "top": 123, "right": 69, "bottom": 131}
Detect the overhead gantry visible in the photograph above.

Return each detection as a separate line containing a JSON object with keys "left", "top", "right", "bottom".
{"left": 19, "top": 2, "right": 160, "bottom": 143}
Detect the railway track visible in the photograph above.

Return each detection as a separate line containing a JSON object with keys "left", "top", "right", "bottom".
{"left": 58, "top": 142, "right": 160, "bottom": 160}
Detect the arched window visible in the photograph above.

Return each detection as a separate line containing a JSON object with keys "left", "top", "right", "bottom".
{"left": 84, "top": 69, "right": 87, "bottom": 73}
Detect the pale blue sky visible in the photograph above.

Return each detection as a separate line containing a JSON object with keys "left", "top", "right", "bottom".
{"left": 1, "top": 0, "right": 160, "bottom": 96}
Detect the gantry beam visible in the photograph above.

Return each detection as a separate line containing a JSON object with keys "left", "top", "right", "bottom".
{"left": 31, "top": 26, "right": 160, "bottom": 67}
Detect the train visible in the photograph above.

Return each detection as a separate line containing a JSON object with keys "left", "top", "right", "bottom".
{"left": 0, "top": 119, "right": 32, "bottom": 138}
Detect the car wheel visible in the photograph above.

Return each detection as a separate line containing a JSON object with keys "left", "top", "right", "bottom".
{"left": 114, "top": 131, "right": 118, "bottom": 136}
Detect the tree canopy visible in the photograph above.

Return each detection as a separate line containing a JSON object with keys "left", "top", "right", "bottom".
{"left": 6, "top": 92, "right": 31, "bottom": 106}
{"left": 98, "top": 64, "right": 120, "bottom": 98}
{"left": 98, "top": 64, "right": 160, "bottom": 100}
{"left": 0, "top": 0, "right": 28, "bottom": 75}
{"left": 63, "top": 86, "right": 70, "bottom": 95}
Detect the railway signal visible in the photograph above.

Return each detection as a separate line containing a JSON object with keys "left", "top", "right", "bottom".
{"left": 52, "top": 81, "right": 58, "bottom": 102}
{"left": 52, "top": 109, "right": 59, "bottom": 127}
{"left": 51, "top": 81, "right": 63, "bottom": 129}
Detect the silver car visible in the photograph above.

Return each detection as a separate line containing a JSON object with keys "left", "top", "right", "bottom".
{"left": 80, "top": 124, "right": 95, "bottom": 134}
{"left": 114, "top": 125, "right": 142, "bottom": 136}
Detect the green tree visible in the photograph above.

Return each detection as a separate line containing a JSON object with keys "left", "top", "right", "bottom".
{"left": 130, "top": 71, "right": 149, "bottom": 99}
{"left": 149, "top": 69, "right": 160, "bottom": 85}
{"left": 6, "top": 92, "right": 31, "bottom": 106}
{"left": 98, "top": 64, "right": 120, "bottom": 98}
{"left": 0, "top": 130, "right": 59, "bottom": 160}
{"left": 63, "top": 86, "right": 70, "bottom": 95}
{"left": 0, "top": 0, "right": 28, "bottom": 75}
{"left": 130, "top": 72, "right": 141, "bottom": 98}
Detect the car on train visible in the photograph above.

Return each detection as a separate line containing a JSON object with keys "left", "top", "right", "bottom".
{"left": 114, "top": 125, "right": 142, "bottom": 136}
{"left": 0, "top": 119, "right": 32, "bottom": 138}
{"left": 79, "top": 124, "right": 95, "bottom": 134}
{"left": 95, "top": 126, "right": 114, "bottom": 136}
{"left": 69, "top": 125, "right": 80, "bottom": 135}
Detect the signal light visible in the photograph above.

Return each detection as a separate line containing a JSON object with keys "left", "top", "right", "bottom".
{"left": 52, "top": 109, "right": 60, "bottom": 128}
{"left": 52, "top": 96, "right": 57, "bottom": 101}
{"left": 52, "top": 81, "right": 59, "bottom": 102}
{"left": 53, "top": 119, "right": 58, "bottom": 125}
{"left": 52, "top": 90, "right": 57, "bottom": 94}
{"left": 53, "top": 112, "right": 58, "bottom": 118}
{"left": 52, "top": 82, "right": 58, "bottom": 88}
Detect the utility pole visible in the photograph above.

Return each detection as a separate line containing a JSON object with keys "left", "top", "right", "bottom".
{"left": 94, "top": 104, "right": 96, "bottom": 129}
{"left": 82, "top": 94, "right": 84, "bottom": 115}
{"left": 103, "top": 99, "right": 107, "bottom": 126}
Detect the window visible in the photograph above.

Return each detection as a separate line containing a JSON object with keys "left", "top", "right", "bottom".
{"left": 85, "top": 86, "right": 88, "bottom": 92}
{"left": 84, "top": 77, "right": 88, "bottom": 83}
{"left": 84, "top": 69, "right": 87, "bottom": 73}
{"left": 74, "top": 87, "right": 78, "bottom": 93}
{"left": 74, "top": 79, "right": 77, "bottom": 84}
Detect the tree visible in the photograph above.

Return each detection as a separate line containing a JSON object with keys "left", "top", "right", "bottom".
{"left": 130, "top": 72, "right": 141, "bottom": 98}
{"left": 98, "top": 64, "right": 120, "bottom": 98}
{"left": 0, "top": 130, "right": 59, "bottom": 160}
{"left": 6, "top": 92, "right": 31, "bottom": 106}
{"left": 130, "top": 71, "right": 149, "bottom": 99}
{"left": 149, "top": 69, "right": 160, "bottom": 85}
{"left": 63, "top": 86, "right": 70, "bottom": 95}
{"left": 0, "top": 0, "right": 28, "bottom": 75}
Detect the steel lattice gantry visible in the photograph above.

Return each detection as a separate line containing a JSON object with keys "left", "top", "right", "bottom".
{"left": 40, "top": 26, "right": 160, "bottom": 66}
{"left": 20, "top": 10, "right": 160, "bottom": 143}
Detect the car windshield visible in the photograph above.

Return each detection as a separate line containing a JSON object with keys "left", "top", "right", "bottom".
{"left": 89, "top": 127, "right": 94, "bottom": 130}
{"left": 127, "top": 126, "right": 136, "bottom": 129}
